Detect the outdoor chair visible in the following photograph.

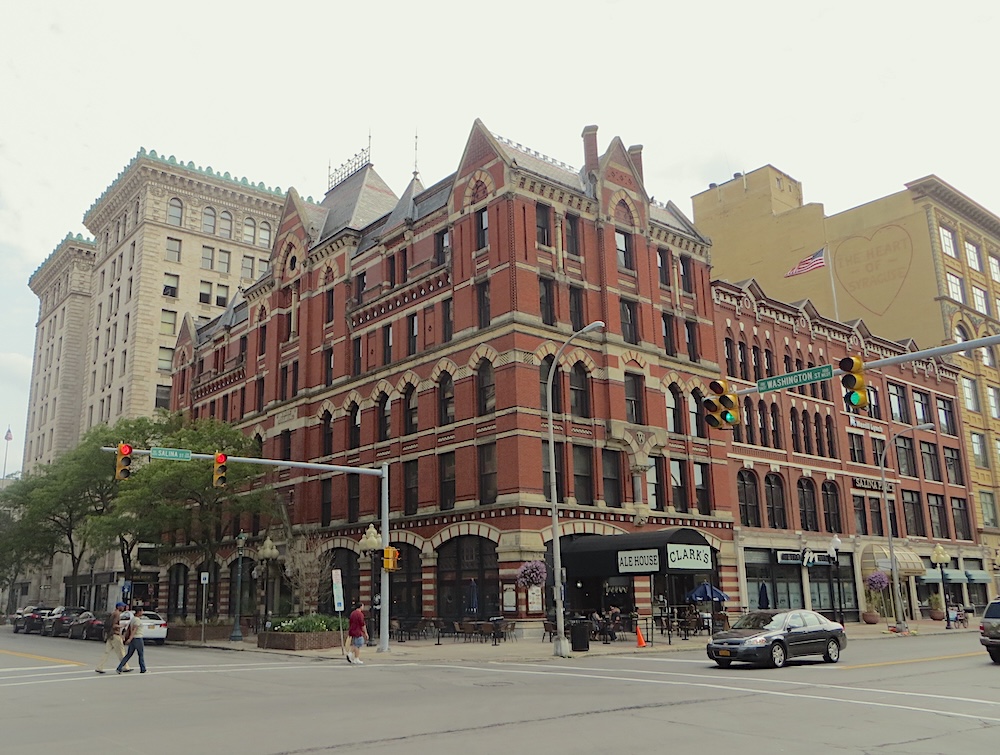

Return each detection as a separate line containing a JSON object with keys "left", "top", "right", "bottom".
{"left": 542, "top": 620, "right": 558, "bottom": 641}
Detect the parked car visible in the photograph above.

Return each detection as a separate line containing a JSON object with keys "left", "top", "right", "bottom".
{"left": 980, "top": 598, "right": 1000, "bottom": 664}
{"left": 13, "top": 606, "right": 52, "bottom": 634}
{"left": 67, "top": 612, "right": 109, "bottom": 641}
{"left": 137, "top": 611, "right": 168, "bottom": 645}
{"left": 42, "top": 606, "right": 88, "bottom": 637}
{"left": 706, "top": 609, "right": 847, "bottom": 668}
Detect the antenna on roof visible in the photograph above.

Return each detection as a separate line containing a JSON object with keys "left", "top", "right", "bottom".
{"left": 368, "top": 128, "right": 372, "bottom": 160}
{"left": 414, "top": 128, "right": 419, "bottom": 176}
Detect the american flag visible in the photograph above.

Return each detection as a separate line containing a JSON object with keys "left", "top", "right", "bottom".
{"left": 784, "top": 248, "right": 826, "bottom": 278}
{"left": 4, "top": 427, "right": 11, "bottom": 442}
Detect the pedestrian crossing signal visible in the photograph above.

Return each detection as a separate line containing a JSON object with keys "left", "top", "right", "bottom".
{"left": 839, "top": 356, "right": 868, "bottom": 409}
{"left": 704, "top": 379, "right": 741, "bottom": 429}
{"left": 115, "top": 443, "right": 133, "bottom": 481}
{"left": 213, "top": 452, "right": 228, "bottom": 488}
{"left": 383, "top": 546, "right": 400, "bottom": 571}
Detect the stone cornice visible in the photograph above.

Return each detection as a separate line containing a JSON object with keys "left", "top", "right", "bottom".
{"left": 906, "top": 176, "right": 1000, "bottom": 241}
{"left": 349, "top": 269, "right": 452, "bottom": 329}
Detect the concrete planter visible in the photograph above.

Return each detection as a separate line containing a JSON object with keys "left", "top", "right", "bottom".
{"left": 928, "top": 609, "right": 946, "bottom": 621}
{"left": 257, "top": 631, "right": 342, "bottom": 651}
{"left": 861, "top": 611, "right": 881, "bottom": 625}
{"left": 168, "top": 625, "right": 233, "bottom": 642}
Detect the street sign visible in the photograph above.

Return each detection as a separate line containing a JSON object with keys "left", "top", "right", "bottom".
{"left": 150, "top": 446, "right": 193, "bottom": 461}
{"left": 332, "top": 568, "right": 344, "bottom": 613}
{"left": 757, "top": 364, "right": 834, "bottom": 394}
{"left": 201, "top": 571, "right": 209, "bottom": 585}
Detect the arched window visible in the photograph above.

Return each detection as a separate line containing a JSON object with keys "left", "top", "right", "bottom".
{"left": 167, "top": 197, "right": 183, "bottom": 226}
{"left": 348, "top": 403, "right": 361, "bottom": 448}
{"left": 540, "top": 356, "right": 562, "bottom": 413}
{"left": 690, "top": 390, "right": 706, "bottom": 438}
{"left": 477, "top": 361, "right": 496, "bottom": 416}
{"left": 752, "top": 344, "right": 763, "bottom": 381}
{"left": 202, "top": 206, "right": 217, "bottom": 234}
{"left": 378, "top": 394, "right": 391, "bottom": 441}
{"left": 807, "top": 361, "right": 819, "bottom": 398}
{"left": 738, "top": 341, "right": 749, "bottom": 380}
{"left": 770, "top": 404, "right": 782, "bottom": 449}
{"left": 254, "top": 433, "right": 263, "bottom": 455}
{"left": 724, "top": 336, "right": 736, "bottom": 377}
{"left": 259, "top": 221, "right": 272, "bottom": 249}
{"left": 801, "top": 411, "right": 813, "bottom": 454}
{"left": 243, "top": 217, "right": 256, "bottom": 244}
{"left": 219, "top": 211, "right": 233, "bottom": 238}
{"left": 758, "top": 400, "right": 769, "bottom": 447}
{"left": 825, "top": 416, "right": 837, "bottom": 458}
{"left": 167, "top": 563, "right": 189, "bottom": 621}
{"left": 822, "top": 481, "right": 842, "bottom": 533}
{"left": 569, "top": 362, "right": 590, "bottom": 418}
{"left": 436, "top": 536, "right": 500, "bottom": 620}
{"left": 764, "top": 348, "right": 775, "bottom": 377}
{"left": 797, "top": 478, "right": 819, "bottom": 531}
{"left": 814, "top": 412, "right": 825, "bottom": 456}
{"left": 438, "top": 373, "right": 455, "bottom": 425}
{"left": 321, "top": 410, "right": 333, "bottom": 456}
{"left": 765, "top": 474, "right": 787, "bottom": 529}
{"left": 404, "top": 385, "right": 418, "bottom": 434}
{"left": 666, "top": 384, "right": 683, "bottom": 433}
{"left": 743, "top": 397, "right": 756, "bottom": 445}
{"left": 228, "top": 556, "right": 255, "bottom": 619}
{"left": 737, "top": 469, "right": 761, "bottom": 527}
{"left": 790, "top": 408, "right": 801, "bottom": 452}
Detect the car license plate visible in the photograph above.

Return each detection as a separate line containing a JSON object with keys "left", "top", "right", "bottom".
{"left": 718, "top": 649, "right": 731, "bottom": 656}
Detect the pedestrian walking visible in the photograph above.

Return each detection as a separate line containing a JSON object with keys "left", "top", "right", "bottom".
{"left": 95, "top": 602, "right": 131, "bottom": 674}
{"left": 117, "top": 605, "right": 147, "bottom": 674}
{"left": 345, "top": 601, "right": 369, "bottom": 665}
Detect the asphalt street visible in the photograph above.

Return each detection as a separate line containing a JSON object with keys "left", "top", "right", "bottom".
{"left": 2, "top": 628, "right": 997, "bottom": 754}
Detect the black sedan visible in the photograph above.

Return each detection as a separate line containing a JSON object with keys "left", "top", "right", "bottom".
{"left": 12, "top": 606, "right": 52, "bottom": 634}
{"left": 42, "top": 606, "right": 88, "bottom": 637}
{"left": 67, "top": 612, "right": 109, "bottom": 641}
{"left": 706, "top": 609, "right": 847, "bottom": 668}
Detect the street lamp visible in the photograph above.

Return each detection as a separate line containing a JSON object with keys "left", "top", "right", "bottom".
{"left": 255, "top": 536, "right": 279, "bottom": 627}
{"left": 879, "top": 422, "right": 933, "bottom": 635}
{"left": 827, "top": 534, "right": 842, "bottom": 625}
{"left": 547, "top": 319, "right": 605, "bottom": 658}
{"left": 229, "top": 530, "right": 248, "bottom": 642}
{"left": 931, "top": 543, "right": 951, "bottom": 630}
{"left": 359, "top": 524, "right": 382, "bottom": 646}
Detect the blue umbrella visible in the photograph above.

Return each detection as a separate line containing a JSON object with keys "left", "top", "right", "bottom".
{"left": 468, "top": 579, "right": 479, "bottom": 615}
{"left": 758, "top": 582, "right": 770, "bottom": 610}
{"left": 686, "top": 581, "right": 730, "bottom": 603}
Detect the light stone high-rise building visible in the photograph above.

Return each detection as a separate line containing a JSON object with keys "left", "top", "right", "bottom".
{"left": 18, "top": 150, "right": 284, "bottom": 608}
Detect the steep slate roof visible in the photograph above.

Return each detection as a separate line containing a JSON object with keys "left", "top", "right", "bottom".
{"left": 316, "top": 164, "right": 398, "bottom": 244}
{"left": 381, "top": 172, "right": 425, "bottom": 236}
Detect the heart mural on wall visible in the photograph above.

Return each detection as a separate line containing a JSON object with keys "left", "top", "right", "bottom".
{"left": 833, "top": 224, "right": 914, "bottom": 317}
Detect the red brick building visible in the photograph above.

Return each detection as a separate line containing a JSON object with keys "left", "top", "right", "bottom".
{"left": 168, "top": 121, "right": 737, "bottom": 627}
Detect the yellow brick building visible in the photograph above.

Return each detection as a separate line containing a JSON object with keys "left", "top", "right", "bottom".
{"left": 693, "top": 168, "right": 999, "bottom": 596}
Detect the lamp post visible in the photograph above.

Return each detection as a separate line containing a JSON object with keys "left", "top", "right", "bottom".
{"left": 359, "top": 524, "right": 382, "bottom": 646}
{"left": 229, "top": 530, "right": 248, "bottom": 642}
{"left": 547, "top": 319, "right": 604, "bottom": 658}
{"left": 931, "top": 543, "right": 951, "bottom": 629}
{"left": 256, "top": 536, "right": 279, "bottom": 627}
{"left": 879, "top": 422, "right": 933, "bottom": 634}
{"left": 827, "top": 534, "right": 842, "bottom": 625}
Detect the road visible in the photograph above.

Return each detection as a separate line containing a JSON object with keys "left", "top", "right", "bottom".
{"left": 2, "top": 628, "right": 997, "bottom": 754}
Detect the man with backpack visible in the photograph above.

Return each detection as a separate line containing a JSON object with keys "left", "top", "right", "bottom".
{"left": 94, "top": 602, "right": 131, "bottom": 674}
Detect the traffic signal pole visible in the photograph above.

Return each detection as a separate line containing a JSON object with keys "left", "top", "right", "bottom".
{"left": 101, "top": 447, "right": 392, "bottom": 651}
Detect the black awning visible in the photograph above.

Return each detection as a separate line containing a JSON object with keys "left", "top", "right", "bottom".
{"left": 561, "top": 527, "right": 714, "bottom": 578}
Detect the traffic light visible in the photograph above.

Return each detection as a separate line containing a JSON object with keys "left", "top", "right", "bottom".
{"left": 115, "top": 443, "right": 133, "bottom": 481}
{"left": 703, "top": 379, "right": 741, "bottom": 430}
{"left": 213, "top": 452, "right": 228, "bottom": 488}
{"left": 382, "top": 546, "right": 400, "bottom": 572}
{"left": 839, "top": 356, "right": 868, "bottom": 409}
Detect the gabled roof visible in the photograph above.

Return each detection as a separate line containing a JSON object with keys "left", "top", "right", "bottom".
{"left": 381, "top": 172, "right": 425, "bottom": 236}
{"left": 651, "top": 199, "right": 709, "bottom": 244}
{"left": 316, "top": 163, "right": 398, "bottom": 243}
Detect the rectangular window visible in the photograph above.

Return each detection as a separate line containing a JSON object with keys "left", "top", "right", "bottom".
{"left": 323, "top": 346, "right": 334, "bottom": 387}
{"left": 670, "top": 459, "right": 688, "bottom": 513}
{"left": 937, "top": 398, "right": 956, "bottom": 435}
{"left": 535, "top": 203, "right": 551, "bottom": 246}
{"left": 442, "top": 298, "right": 453, "bottom": 343}
{"left": 478, "top": 443, "right": 497, "bottom": 505}
{"left": 573, "top": 445, "right": 593, "bottom": 505}
{"left": 928, "top": 494, "right": 949, "bottom": 539}
{"left": 539, "top": 277, "right": 556, "bottom": 326}
{"left": 541, "top": 441, "right": 565, "bottom": 503}
{"left": 624, "top": 373, "right": 644, "bottom": 424}
{"left": 662, "top": 313, "right": 676, "bottom": 356}
{"left": 475, "top": 207, "right": 489, "bottom": 250}
{"left": 242, "top": 255, "right": 255, "bottom": 278}
{"left": 256, "top": 377, "right": 265, "bottom": 411}
{"left": 386, "top": 254, "right": 396, "bottom": 288}
{"left": 199, "top": 281, "right": 212, "bottom": 304}
{"left": 404, "top": 460, "right": 419, "bottom": 515}
{"left": 946, "top": 272, "right": 965, "bottom": 302}
{"left": 895, "top": 436, "right": 917, "bottom": 477}
{"left": 407, "top": 313, "right": 418, "bottom": 355}
{"left": 155, "top": 385, "right": 170, "bottom": 410}
{"left": 974, "top": 286, "right": 990, "bottom": 314}
{"left": 989, "top": 386, "right": 1000, "bottom": 419}
{"left": 679, "top": 256, "right": 694, "bottom": 294}
{"left": 279, "top": 365, "right": 288, "bottom": 401}
{"left": 477, "top": 282, "right": 491, "bottom": 330}
{"left": 166, "top": 238, "right": 181, "bottom": 262}
{"left": 565, "top": 214, "right": 579, "bottom": 257}
{"left": 201, "top": 246, "right": 214, "bottom": 270}
{"left": 352, "top": 337, "right": 362, "bottom": 376}
{"left": 602, "top": 450, "right": 622, "bottom": 507}
{"left": 355, "top": 271, "right": 366, "bottom": 304}
{"left": 852, "top": 495, "right": 868, "bottom": 535}
{"left": 569, "top": 286, "right": 584, "bottom": 332}
{"left": 615, "top": 229, "right": 634, "bottom": 270}
{"left": 685, "top": 320, "right": 698, "bottom": 362}
{"left": 887, "top": 382, "right": 909, "bottom": 423}
{"left": 965, "top": 240, "right": 982, "bottom": 271}
{"left": 258, "top": 323, "right": 267, "bottom": 356}
{"left": 157, "top": 347, "right": 173, "bottom": 371}
{"left": 962, "top": 376, "right": 980, "bottom": 412}
{"left": 620, "top": 298, "right": 638, "bottom": 344}
{"left": 217, "top": 250, "right": 230, "bottom": 274}
{"left": 215, "top": 284, "right": 229, "bottom": 308}
{"left": 321, "top": 479, "right": 332, "bottom": 527}
{"left": 325, "top": 288, "right": 335, "bottom": 323}
{"left": 382, "top": 324, "right": 392, "bottom": 365}
{"left": 439, "top": 453, "right": 455, "bottom": 511}
{"left": 913, "top": 391, "right": 931, "bottom": 424}
{"left": 990, "top": 255, "right": 1000, "bottom": 283}
{"left": 160, "top": 309, "right": 177, "bottom": 336}
{"left": 920, "top": 441, "right": 941, "bottom": 481}
{"left": 972, "top": 432, "right": 989, "bottom": 467}
{"left": 657, "top": 248, "right": 670, "bottom": 286}
{"left": 951, "top": 498, "right": 972, "bottom": 540}
{"left": 258, "top": 258, "right": 269, "bottom": 277}
{"left": 943, "top": 447, "right": 964, "bottom": 484}
{"left": 693, "top": 462, "right": 710, "bottom": 515}
{"left": 848, "top": 433, "right": 865, "bottom": 463}
{"left": 939, "top": 226, "right": 957, "bottom": 257}
{"left": 902, "top": 490, "right": 925, "bottom": 537}
{"left": 434, "top": 229, "right": 450, "bottom": 266}
{"left": 291, "top": 360, "right": 299, "bottom": 396}
{"left": 347, "top": 475, "right": 359, "bottom": 523}
{"left": 163, "top": 273, "right": 179, "bottom": 298}
{"left": 869, "top": 497, "right": 884, "bottom": 536}
{"left": 981, "top": 491, "right": 999, "bottom": 529}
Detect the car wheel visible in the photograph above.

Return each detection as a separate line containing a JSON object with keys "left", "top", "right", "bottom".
{"left": 823, "top": 638, "right": 840, "bottom": 663}
{"left": 154, "top": 639, "right": 165, "bottom": 646}
{"left": 768, "top": 642, "right": 787, "bottom": 668}
{"left": 715, "top": 659, "right": 732, "bottom": 668}
{"left": 988, "top": 647, "right": 1000, "bottom": 664}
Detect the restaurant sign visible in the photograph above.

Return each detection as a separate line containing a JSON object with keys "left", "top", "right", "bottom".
{"left": 852, "top": 476, "right": 892, "bottom": 493}
{"left": 617, "top": 549, "right": 660, "bottom": 574}
{"left": 666, "top": 543, "right": 712, "bottom": 571}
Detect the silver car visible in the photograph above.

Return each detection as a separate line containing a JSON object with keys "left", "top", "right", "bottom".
{"left": 980, "top": 598, "right": 1000, "bottom": 664}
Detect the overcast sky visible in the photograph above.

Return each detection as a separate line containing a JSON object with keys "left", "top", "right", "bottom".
{"left": 2, "top": 1, "right": 997, "bottom": 476}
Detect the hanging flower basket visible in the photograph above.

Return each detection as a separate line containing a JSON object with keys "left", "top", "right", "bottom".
{"left": 516, "top": 560, "right": 547, "bottom": 588}
{"left": 863, "top": 570, "right": 890, "bottom": 622}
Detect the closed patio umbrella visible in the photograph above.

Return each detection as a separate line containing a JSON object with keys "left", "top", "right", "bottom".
{"left": 758, "top": 582, "right": 770, "bottom": 610}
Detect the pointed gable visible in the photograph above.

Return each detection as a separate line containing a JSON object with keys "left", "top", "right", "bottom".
{"left": 382, "top": 172, "right": 425, "bottom": 237}
{"left": 270, "top": 188, "right": 321, "bottom": 280}
{"left": 597, "top": 136, "right": 649, "bottom": 204}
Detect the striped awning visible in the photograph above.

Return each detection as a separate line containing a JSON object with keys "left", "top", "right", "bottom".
{"left": 858, "top": 543, "right": 925, "bottom": 578}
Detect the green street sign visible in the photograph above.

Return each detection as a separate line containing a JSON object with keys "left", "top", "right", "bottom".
{"left": 150, "top": 446, "right": 193, "bottom": 461}
{"left": 757, "top": 364, "right": 834, "bottom": 394}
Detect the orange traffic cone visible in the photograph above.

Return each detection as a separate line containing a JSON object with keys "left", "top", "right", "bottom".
{"left": 636, "top": 624, "right": 647, "bottom": 648}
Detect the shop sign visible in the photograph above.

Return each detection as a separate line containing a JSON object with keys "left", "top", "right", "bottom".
{"left": 617, "top": 549, "right": 660, "bottom": 573}
{"left": 853, "top": 476, "right": 892, "bottom": 493}
{"left": 666, "top": 543, "right": 711, "bottom": 570}
{"left": 777, "top": 550, "right": 834, "bottom": 566}
{"left": 849, "top": 415, "right": 882, "bottom": 432}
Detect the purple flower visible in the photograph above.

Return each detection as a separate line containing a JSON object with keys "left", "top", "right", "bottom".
{"left": 516, "top": 560, "right": 547, "bottom": 587}
{"left": 865, "top": 571, "right": 890, "bottom": 592}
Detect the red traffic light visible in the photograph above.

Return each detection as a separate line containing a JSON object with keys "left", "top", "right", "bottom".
{"left": 119, "top": 443, "right": 133, "bottom": 455}
{"left": 215, "top": 453, "right": 227, "bottom": 464}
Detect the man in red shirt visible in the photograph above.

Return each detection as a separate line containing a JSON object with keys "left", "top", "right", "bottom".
{"left": 346, "top": 601, "right": 369, "bottom": 665}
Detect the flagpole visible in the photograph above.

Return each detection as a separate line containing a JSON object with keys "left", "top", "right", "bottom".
{"left": 2, "top": 427, "right": 10, "bottom": 491}
{"left": 825, "top": 247, "right": 841, "bottom": 322}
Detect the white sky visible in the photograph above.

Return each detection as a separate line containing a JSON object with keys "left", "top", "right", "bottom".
{"left": 2, "top": 0, "right": 998, "bottom": 476}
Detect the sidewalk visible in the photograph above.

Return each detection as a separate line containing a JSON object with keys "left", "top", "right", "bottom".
{"left": 176, "top": 618, "right": 981, "bottom": 665}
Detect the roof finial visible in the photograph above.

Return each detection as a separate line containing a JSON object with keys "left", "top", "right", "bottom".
{"left": 414, "top": 128, "right": 419, "bottom": 177}
{"left": 368, "top": 128, "right": 372, "bottom": 159}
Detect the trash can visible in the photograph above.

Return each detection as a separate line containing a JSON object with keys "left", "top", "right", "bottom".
{"left": 570, "top": 621, "right": 590, "bottom": 652}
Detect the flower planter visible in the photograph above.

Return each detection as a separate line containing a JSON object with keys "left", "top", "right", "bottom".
{"left": 861, "top": 611, "right": 880, "bottom": 625}
{"left": 928, "top": 609, "right": 945, "bottom": 621}
{"left": 257, "top": 631, "right": 342, "bottom": 651}
{"left": 167, "top": 625, "right": 234, "bottom": 642}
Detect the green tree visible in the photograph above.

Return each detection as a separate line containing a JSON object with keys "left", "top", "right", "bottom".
{"left": 0, "top": 478, "right": 56, "bottom": 612}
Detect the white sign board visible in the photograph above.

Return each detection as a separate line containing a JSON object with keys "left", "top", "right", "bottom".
{"left": 666, "top": 543, "right": 712, "bottom": 570}
{"left": 617, "top": 549, "right": 660, "bottom": 573}
{"left": 527, "top": 585, "right": 543, "bottom": 613}
{"left": 331, "top": 568, "right": 345, "bottom": 613}
{"left": 200, "top": 571, "right": 209, "bottom": 585}
{"left": 502, "top": 583, "right": 516, "bottom": 612}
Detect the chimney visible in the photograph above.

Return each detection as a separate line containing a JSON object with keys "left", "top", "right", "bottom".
{"left": 627, "top": 144, "right": 643, "bottom": 183}
{"left": 582, "top": 125, "right": 599, "bottom": 174}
